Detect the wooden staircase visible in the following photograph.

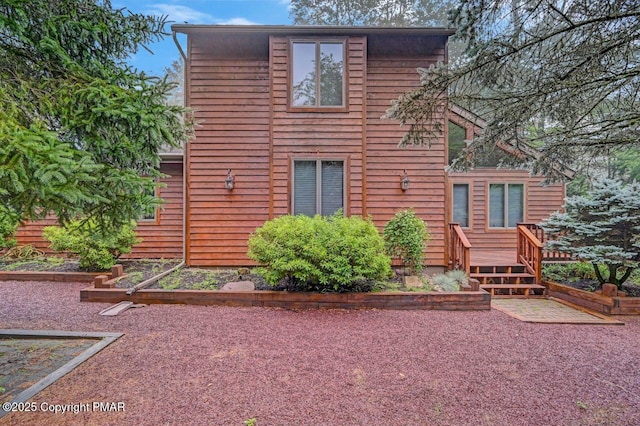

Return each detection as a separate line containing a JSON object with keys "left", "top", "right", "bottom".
{"left": 470, "top": 264, "right": 545, "bottom": 297}
{"left": 448, "top": 223, "right": 549, "bottom": 298}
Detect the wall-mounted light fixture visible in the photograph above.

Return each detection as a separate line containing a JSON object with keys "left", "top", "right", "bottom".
{"left": 400, "top": 170, "right": 410, "bottom": 191}
{"left": 225, "top": 169, "right": 235, "bottom": 190}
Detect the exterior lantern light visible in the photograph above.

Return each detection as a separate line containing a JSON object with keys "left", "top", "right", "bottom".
{"left": 225, "top": 169, "right": 235, "bottom": 190}
{"left": 400, "top": 170, "right": 410, "bottom": 191}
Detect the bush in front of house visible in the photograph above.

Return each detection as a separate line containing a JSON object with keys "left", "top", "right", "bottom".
{"left": 383, "top": 208, "right": 431, "bottom": 274}
{"left": 247, "top": 213, "right": 392, "bottom": 292}
{"left": 43, "top": 219, "right": 140, "bottom": 271}
{"left": 0, "top": 211, "right": 18, "bottom": 250}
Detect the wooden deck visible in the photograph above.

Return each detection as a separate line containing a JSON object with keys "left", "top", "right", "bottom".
{"left": 470, "top": 249, "right": 519, "bottom": 267}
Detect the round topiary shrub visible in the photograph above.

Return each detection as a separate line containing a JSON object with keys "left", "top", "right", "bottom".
{"left": 383, "top": 208, "right": 431, "bottom": 274}
{"left": 247, "top": 213, "right": 392, "bottom": 292}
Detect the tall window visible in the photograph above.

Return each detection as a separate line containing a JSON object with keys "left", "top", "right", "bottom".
{"left": 291, "top": 41, "right": 344, "bottom": 108}
{"left": 489, "top": 183, "right": 524, "bottom": 228}
{"left": 293, "top": 160, "right": 344, "bottom": 216}
{"left": 452, "top": 184, "right": 470, "bottom": 227}
{"left": 448, "top": 121, "right": 466, "bottom": 165}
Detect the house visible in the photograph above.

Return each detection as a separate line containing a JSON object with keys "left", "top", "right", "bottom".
{"left": 16, "top": 25, "right": 565, "bottom": 277}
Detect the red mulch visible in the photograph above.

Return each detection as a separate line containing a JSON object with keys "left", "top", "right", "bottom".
{"left": 1, "top": 280, "right": 639, "bottom": 426}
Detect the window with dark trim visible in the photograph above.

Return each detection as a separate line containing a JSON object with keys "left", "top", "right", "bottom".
{"left": 452, "top": 183, "right": 470, "bottom": 227}
{"left": 291, "top": 40, "right": 345, "bottom": 108}
{"left": 489, "top": 183, "right": 524, "bottom": 228}
{"left": 293, "top": 160, "right": 344, "bottom": 216}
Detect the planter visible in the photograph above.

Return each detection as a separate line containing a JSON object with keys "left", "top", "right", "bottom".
{"left": 544, "top": 281, "right": 640, "bottom": 315}
{"left": 80, "top": 287, "right": 491, "bottom": 311}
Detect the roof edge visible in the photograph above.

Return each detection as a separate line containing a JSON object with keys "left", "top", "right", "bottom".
{"left": 172, "top": 24, "right": 456, "bottom": 36}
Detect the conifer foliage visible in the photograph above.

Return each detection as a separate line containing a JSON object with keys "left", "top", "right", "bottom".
{"left": 0, "top": 0, "right": 192, "bottom": 228}
{"left": 541, "top": 179, "right": 640, "bottom": 289}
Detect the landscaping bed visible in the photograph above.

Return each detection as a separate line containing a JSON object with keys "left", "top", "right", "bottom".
{"left": 1, "top": 257, "right": 490, "bottom": 310}
{"left": 542, "top": 262, "right": 640, "bottom": 315}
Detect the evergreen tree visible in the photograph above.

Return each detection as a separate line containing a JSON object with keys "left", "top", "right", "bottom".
{"left": 0, "top": 0, "right": 192, "bottom": 229}
{"left": 386, "top": 1, "right": 640, "bottom": 181}
{"left": 290, "top": 0, "right": 454, "bottom": 27}
{"left": 540, "top": 179, "right": 640, "bottom": 289}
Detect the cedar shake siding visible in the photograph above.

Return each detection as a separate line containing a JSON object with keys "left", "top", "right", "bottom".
{"left": 177, "top": 26, "right": 453, "bottom": 267}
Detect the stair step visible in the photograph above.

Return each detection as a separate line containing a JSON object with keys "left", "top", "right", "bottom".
{"left": 481, "top": 284, "right": 545, "bottom": 297}
{"left": 471, "top": 273, "right": 534, "bottom": 278}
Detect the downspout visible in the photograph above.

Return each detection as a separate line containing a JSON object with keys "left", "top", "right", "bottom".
{"left": 126, "top": 31, "right": 189, "bottom": 296}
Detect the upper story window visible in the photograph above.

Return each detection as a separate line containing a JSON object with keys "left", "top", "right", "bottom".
{"left": 291, "top": 40, "right": 345, "bottom": 109}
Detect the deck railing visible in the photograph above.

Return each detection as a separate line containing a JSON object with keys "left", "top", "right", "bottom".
{"left": 448, "top": 223, "right": 471, "bottom": 275}
{"left": 518, "top": 223, "right": 572, "bottom": 262}
{"left": 517, "top": 225, "right": 543, "bottom": 282}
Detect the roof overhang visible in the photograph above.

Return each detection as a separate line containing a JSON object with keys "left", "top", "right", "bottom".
{"left": 172, "top": 24, "right": 456, "bottom": 38}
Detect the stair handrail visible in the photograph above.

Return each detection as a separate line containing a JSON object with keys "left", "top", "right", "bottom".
{"left": 519, "top": 223, "right": 572, "bottom": 261}
{"left": 449, "top": 223, "right": 471, "bottom": 275}
{"left": 517, "top": 224, "right": 543, "bottom": 282}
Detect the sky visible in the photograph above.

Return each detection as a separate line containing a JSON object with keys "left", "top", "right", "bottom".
{"left": 115, "top": 0, "right": 292, "bottom": 75}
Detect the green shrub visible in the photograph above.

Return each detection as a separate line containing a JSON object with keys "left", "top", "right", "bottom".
{"left": 43, "top": 219, "right": 140, "bottom": 271}
{"left": 247, "top": 213, "right": 392, "bottom": 292}
{"left": 383, "top": 209, "right": 431, "bottom": 274}
{"left": 431, "top": 269, "right": 467, "bottom": 291}
{"left": 0, "top": 213, "right": 18, "bottom": 250}
{"left": 542, "top": 262, "right": 599, "bottom": 283}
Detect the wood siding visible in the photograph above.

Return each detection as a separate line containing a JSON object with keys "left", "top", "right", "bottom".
{"left": 126, "top": 162, "right": 184, "bottom": 259}
{"left": 186, "top": 34, "right": 271, "bottom": 266}
{"left": 15, "top": 162, "right": 184, "bottom": 259}
{"left": 365, "top": 38, "right": 448, "bottom": 266}
{"left": 186, "top": 31, "right": 452, "bottom": 267}
{"left": 270, "top": 35, "right": 366, "bottom": 217}
{"left": 448, "top": 169, "right": 565, "bottom": 250}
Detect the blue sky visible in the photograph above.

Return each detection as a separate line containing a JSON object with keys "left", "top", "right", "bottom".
{"left": 116, "top": 1, "right": 292, "bottom": 75}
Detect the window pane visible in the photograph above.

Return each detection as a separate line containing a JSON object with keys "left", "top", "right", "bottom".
{"left": 292, "top": 43, "right": 316, "bottom": 106}
{"left": 507, "top": 184, "right": 524, "bottom": 227}
{"left": 321, "top": 161, "right": 343, "bottom": 216}
{"left": 489, "top": 184, "right": 505, "bottom": 227}
{"left": 448, "top": 121, "right": 466, "bottom": 165}
{"left": 452, "top": 184, "right": 469, "bottom": 227}
{"left": 319, "top": 43, "right": 343, "bottom": 106}
{"left": 294, "top": 161, "right": 317, "bottom": 215}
